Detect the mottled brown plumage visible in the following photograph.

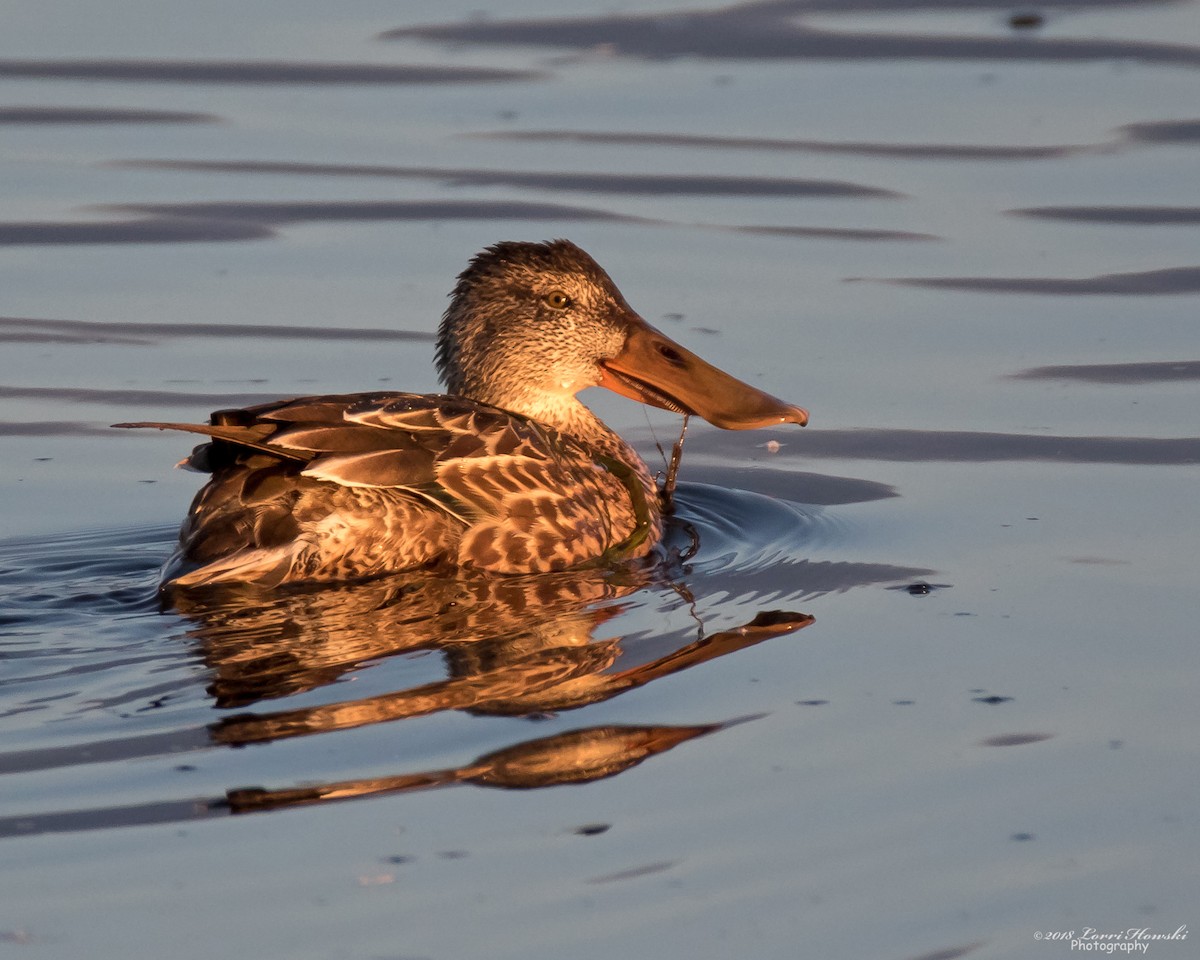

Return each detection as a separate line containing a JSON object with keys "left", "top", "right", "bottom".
{"left": 117, "top": 240, "right": 808, "bottom": 589}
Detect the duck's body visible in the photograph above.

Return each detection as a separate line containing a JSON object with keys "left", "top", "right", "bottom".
{"left": 159, "top": 390, "right": 657, "bottom": 586}
{"left": 120, "top": 241, "right": 807, "bottom": 590}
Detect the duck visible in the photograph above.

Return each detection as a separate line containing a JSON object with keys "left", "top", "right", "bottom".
{"left": 117, "top": 240, "right": 808, "bottom": 589}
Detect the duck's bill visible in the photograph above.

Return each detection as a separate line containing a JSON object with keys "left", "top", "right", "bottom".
{"left": 598, "top": 317, "right": 809, "bottom": 429}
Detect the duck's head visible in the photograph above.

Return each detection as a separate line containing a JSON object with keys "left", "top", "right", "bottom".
{"left": 436, "top": 240, "right": 809, "bottom": 432}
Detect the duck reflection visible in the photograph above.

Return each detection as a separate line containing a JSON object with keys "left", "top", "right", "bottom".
{"left": 174, "top": 564, "right": 643, "bottom": 710}
{"left": 225, "top": 719, "right": 751, "bottom": 814}
{"left": 167, "top": 557, "right": 812, "bottom": 818}
{"left": 170, "top": 565, "right": 811, "bottom": 743}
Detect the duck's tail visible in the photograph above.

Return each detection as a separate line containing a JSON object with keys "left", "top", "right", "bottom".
{"left": 112, "top": 421, "right": 308, "bottom": 463}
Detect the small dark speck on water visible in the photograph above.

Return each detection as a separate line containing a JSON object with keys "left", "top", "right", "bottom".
{"left": 575, "top": 823, "right": 611, "bottom": 836}
{"left": 138, "top": 479, "right": 158, "bottom": 484}
{"left": 796, "top": 699, "right": 829, "bottom": 706}
{"left": 33, "top": 457, "right": 53, "bottom": 462}
{"left": 174, "top": 764, "right": 197, "bottom": 772}
{"left": 893, "top": 699, "right": 915, "bottom": 705}
{"left": 1109, "top": 740, "right": 1124, "bottom": 749}
{"left": 661, "top": 312, "right": 685, "bottom": 322}
{"left": 980, "top": 732, "right": 1053, "bottom": 747}
{"left": 587, "top": 860, "right": 676, "bottom": 885}
{"left": 1010, "top": 832, "right": 1036, "bottom": 841}
{"left": 1008, "top": 11, "right": 1044, "bottom": 29}
{"left": 382, "top": 855, "right": 414, "bottom": 864}
{"left": 973, "top": 695, "right": 1014, "bottom": 705}
{"left": 890, "top": 581, "right": 951, "bottom": 596}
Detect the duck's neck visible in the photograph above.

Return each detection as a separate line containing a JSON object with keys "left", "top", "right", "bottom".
{"left": 553, "top": 397, "right": 641, "bottom": 462}
{"left": 477, "top": 388, "right": 654, "bottom": 486}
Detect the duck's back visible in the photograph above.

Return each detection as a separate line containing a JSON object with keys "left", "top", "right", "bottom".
{"left": 159, "top": 392, "right": 657, "bottom": 589}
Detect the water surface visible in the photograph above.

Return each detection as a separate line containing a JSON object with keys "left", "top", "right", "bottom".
{"left": 1, "top": 0, "right": 1197, "bottom": 957}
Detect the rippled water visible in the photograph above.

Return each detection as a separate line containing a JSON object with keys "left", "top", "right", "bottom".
{"left": 2, "top": 0, "right": 1199, "bottom": 956}
{"left": 0, "top": 482, "right": 891, "bottom": 835}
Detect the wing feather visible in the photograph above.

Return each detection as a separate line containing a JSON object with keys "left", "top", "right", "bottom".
{"left": 113, "top": 421, "right": 308, "bottom": 462}
{"left": 301, "top": 449, "right": 437, "bottom": 488}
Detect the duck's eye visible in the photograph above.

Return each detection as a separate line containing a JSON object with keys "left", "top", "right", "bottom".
{"left": 544, "top": 291, "right": 572, "bottom": 310}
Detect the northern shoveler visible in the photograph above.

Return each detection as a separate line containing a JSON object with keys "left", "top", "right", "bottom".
{"left": 118, "top": 240, "right": 808, "bottom": 589}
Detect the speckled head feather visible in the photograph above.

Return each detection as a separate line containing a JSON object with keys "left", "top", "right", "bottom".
{"left": 448, "top": 239, "right": 617, "bottom": 296}
{"left": 435, "top": 240, "right": 636, "bottom": 428}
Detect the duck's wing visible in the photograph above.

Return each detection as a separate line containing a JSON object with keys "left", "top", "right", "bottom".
{"left": 118, "top": 392, "right": 651, "bottom": 580}
{"left": 336, "top": 394, "right": 654, "bottom": 572}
